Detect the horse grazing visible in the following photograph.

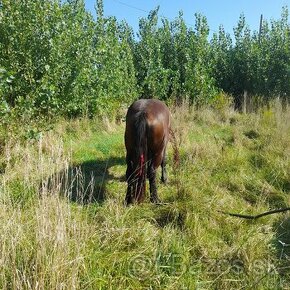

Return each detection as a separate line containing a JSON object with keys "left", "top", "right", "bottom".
{"left": 125, "top": 99, "right": 170, "bottom": 205}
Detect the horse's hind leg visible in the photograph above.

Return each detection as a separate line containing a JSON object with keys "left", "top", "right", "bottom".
{"left": 125, "top": 158, "right": 134, "bottom": 205}
{"left": 125, "top": 186, "right": 133, "bottom": 205}
{"left": 161, "top": 150, "right": 167, "bottom": 184}
{"left": 148, "top": 162, "right": 161, "bottom": 203}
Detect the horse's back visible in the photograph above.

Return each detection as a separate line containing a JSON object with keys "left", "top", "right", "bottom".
{"left": 126, "top": 99, "right": 170, "bottom": 127}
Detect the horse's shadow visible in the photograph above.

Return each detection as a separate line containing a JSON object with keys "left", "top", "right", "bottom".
{"left": 41, "top": 156, "right": 125, "bottom": 204}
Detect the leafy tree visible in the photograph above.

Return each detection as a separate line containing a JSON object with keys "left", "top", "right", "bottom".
{"left": 185, "top": 13, "right": 217, "bottom": 104}
{"left": 135, "top": 7, "right": 170, "bottom": 99}
{"left": 0, "top": 0, "right": 138, "bottom": 119}
{"left": 210, "top": 26, "right": 233, "bottom": 93}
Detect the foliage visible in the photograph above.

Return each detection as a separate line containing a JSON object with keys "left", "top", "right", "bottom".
{"left": 0, "top": 0, "right": 137, "bottom": 119}
{"left": 0, "top": 1, "right": 289, "bottom": 120}
{"left": 211, "top": 7, "right": 290, "bottom": 108}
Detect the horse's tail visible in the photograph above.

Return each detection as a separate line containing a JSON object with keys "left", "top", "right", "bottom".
{"left": 134, "top": 111, "right": 147, "bottom": 202}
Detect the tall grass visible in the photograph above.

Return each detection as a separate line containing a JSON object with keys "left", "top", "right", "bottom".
{"left": 0, "top": 102, "right": 290, "bottom": 289}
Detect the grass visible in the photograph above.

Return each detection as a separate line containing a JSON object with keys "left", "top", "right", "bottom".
{"left": 1, "top": 102, "right": 290, "bottom": 289}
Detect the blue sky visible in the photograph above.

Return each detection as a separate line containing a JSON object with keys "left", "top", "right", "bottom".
{"left": 84, "top": 0, "right": 290, "bottom": 37}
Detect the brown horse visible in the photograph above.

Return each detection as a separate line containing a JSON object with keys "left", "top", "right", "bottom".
{"left": 125, "top": 99, "right": 170, "bottom": 205}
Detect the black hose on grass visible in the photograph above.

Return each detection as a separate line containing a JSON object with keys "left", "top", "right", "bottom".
{"left": 220, "top": 207, "right": 290, "bottom": 220}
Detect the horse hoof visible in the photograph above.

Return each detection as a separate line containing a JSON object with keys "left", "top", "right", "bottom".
{"left": 150, "top": 197, "right": 162, "bottom": 204}
{"left": 161, "top": 178, "right": 168, "bottom": 184}
{"left": 124, "top": 198, "right": 133, "bottom": 206}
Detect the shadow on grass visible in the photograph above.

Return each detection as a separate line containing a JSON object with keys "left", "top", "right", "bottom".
{"left": 152, "top": 203, "right": 186, "bottom": 230}
{"left": 41, "top": 156, "right": 125, "bottom": 204}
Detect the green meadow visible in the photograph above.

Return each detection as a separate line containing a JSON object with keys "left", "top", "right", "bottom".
{"left": 1, "top": 103, "right": 290, "bottom": 289}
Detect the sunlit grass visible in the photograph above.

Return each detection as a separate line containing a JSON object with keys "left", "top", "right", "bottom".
{"left": 0, "top": 103, "right": 290, "bottom": 289}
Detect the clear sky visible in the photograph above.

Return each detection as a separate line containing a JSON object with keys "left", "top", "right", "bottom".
{"left": 84, "top": 0, "right": 290, "bottom": 37}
